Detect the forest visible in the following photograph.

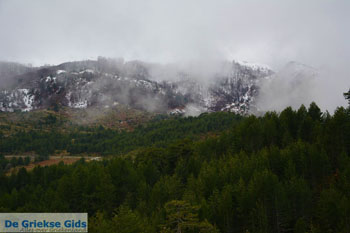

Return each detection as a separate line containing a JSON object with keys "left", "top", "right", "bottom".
{"left": 0, "top": 100, "right": 350, "bottom": 233}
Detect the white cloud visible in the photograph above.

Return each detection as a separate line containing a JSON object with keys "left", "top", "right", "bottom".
{"left": 0, "top": 0, "right": 349, "bottom": 111}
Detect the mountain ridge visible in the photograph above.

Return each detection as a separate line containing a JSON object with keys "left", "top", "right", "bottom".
{"left": 0, "top": 58, "right": 314, "bottom": 115}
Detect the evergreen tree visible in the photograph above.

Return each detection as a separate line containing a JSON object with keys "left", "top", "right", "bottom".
{"left": 0, "top": 101, "right": 350, "bottom": 232}
{"left": 161, "top": 200, "right": 218, "bottom": 233}
{"left": 344, "top": 89, "right": 350, "bottom": 106}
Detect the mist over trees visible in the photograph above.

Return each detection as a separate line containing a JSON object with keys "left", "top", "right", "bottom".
{"left": 0, "top": 61, "right": 34, "bottom": 89}
{"left": 0, "top": 0, "right": 348, "bottom": 232}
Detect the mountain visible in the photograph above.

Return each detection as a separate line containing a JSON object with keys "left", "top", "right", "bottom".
{"left": 0, "top": 58, "right": 279, "bottom": 115}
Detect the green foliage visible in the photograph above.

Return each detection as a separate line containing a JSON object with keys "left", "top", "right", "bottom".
{"left": 161, "top": 200, "right": 218, "bottom": 233}
{"left": 0, "top": 112, "right": 240, "bottom": 156}
{"left": 89, "top": 206, "right": 148, "bottom": 233}
{"left": 1, "top": 102, "right": 350, "bottom": 232}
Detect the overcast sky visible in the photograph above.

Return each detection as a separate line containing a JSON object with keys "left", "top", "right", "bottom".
{"left": 0, "top": 0, "right": 349, "bottom": 110}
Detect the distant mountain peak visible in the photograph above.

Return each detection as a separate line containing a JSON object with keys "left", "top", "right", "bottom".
{"left": 233, "top": 59, "right": 272, "bottom": 71}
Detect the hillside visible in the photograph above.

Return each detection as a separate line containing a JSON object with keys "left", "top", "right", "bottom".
{"left": 0, "top": 58, "right": 278, "bottom": 115}
{"left": 0, "top": 102, "right": 350, "bottom": 233}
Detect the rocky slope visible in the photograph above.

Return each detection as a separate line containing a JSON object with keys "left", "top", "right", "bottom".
{"left": 0, "top": 58, "right": 311, "bottom": 115}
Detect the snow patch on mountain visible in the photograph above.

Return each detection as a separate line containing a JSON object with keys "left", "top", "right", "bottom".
{"left": 0, "top": 88, "right": 34, "bottom": 112}
{"left": 235, "top": 60, "right": 271, "bottom": 72}
{"left": 57, "top": 70, "right": 66, "bottom": 74}
{"left": 0, "top": 58, "right": 294, "bottom": 115}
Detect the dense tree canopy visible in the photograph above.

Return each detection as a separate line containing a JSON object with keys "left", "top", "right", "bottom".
{"left": 0, "top": 112, "right": 241, "bottom": 157}
{"left": 1, "top": 102, "right": 350, "bottom": 233}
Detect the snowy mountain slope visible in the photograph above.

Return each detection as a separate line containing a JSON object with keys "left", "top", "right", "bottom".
{"left": 0, "top": 58, "right": 307, "bottom": 115}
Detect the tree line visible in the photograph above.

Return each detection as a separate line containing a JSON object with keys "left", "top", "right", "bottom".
{"left": 0, "top": 112, "right": 241, "bottom": 157}
{"left": 0, "top": 100, "right": 350, "bottom": 232}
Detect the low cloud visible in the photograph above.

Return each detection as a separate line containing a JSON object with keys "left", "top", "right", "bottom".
{"left": 0, "top": 0, "right": 348, "bottom": 112}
